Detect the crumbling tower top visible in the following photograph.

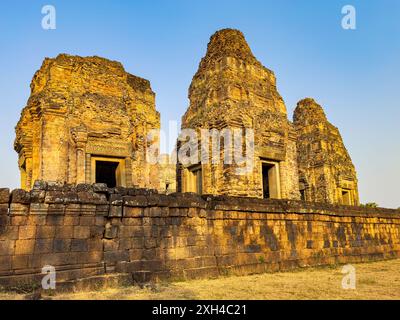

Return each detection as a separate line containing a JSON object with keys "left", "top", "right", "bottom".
{"left": 293, "top": 98, "right": 328, "bottom": 125}
{"left": 196, "top": 29, "right": 260, "bottom": 73}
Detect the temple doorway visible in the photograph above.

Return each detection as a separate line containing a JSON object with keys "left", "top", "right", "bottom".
{"left": 95, "top": 160, "right": 119, "bottom": 187}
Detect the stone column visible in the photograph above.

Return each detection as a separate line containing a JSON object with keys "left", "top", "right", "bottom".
{"left": 25, "top": 157, "right": 33, "bottom": 190}
{"left": 72, "top": 127, "right": 88, "bottom": 185}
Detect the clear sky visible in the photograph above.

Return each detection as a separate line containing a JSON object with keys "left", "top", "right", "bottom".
{"left": 0, "top": 0, "right": 399, "bottom": 208}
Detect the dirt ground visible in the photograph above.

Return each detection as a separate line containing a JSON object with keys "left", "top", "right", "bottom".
{"left": 1, "top": 259, "right": 400, "bottom": 300}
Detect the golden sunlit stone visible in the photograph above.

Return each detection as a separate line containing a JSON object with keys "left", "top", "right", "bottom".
{"left": 14, "top": 54, "right": 160, "bottom": 190}
{"left": 178, "top": 29, "right": 300, "bottom": 199}
{"left": 294, "top": 98, "right": 359, "bottom": 205}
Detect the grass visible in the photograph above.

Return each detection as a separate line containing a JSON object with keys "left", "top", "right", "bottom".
{"left": 1, "top": 259, "right": 400, "bottom": 300}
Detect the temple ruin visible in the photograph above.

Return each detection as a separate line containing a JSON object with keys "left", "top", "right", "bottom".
{"left": 177, "top": 29, "right": 300, "bottom": 200}
{"left": 14, "top": 29, "right": 359, "bottom": 205}
{"left": 3, "top": 29, "right": 395, "bottom": 290}
{"left": 14, "top": 54, "right": 160, "bottom": 191}
{"left": 294, "top": 98, "right": 359, "bottom": 205}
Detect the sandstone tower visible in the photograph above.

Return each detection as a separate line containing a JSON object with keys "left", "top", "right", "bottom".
{"left": 294, "top": 98, "right": 359, "bottom": 205}
{"left": 177, "top": 29, "right": 300, "bottom": 199}
{"left": 14, "top": 54, "right": 160, "bottom": 190}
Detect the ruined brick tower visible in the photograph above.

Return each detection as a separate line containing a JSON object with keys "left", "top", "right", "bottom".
{"left": 14, "top": 31, "right": 359, "bottom": 205}
{"left": 294, "top": 98, "right": 359, "bottom": 205}
{"left": 178, "top": 29, "right": 300, "bottom": 199}
{"left": 14, "top": 54, "right": 160, "bottom": 190}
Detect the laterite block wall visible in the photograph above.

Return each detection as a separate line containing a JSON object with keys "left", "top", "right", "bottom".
{"left": 0, "top": 183, "right": 399, "bottom": 287}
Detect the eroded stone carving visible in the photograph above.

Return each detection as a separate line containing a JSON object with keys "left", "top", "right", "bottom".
{"left": 177, "top": 29, "right": 300, "bottom": 199}
{"left": 14, "top": 54, "right": 160, "bottom": 190}
{"left": 294, "top": 98, "right": 359, "bottom": 205}
{"left": 14, "top": 30, "right": 359, "bottom": 206}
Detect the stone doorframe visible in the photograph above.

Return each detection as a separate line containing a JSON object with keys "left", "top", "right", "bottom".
{"left": 89, "top": 156, "right": 127, "bottom": 187}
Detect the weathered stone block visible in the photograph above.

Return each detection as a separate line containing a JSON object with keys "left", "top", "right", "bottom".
{"left": 0, "top": 256, "right": 11, "bottom": 271}
{"left": 27, "top": 215, "right": 47, "bottom": 226}
{"left": 144, "top": 238, "right": 157, "bottom": 249}
{"left": 119, "top": 238, "right": 132, "bottom": 250}
{"left": 0, "top": 189, "right": 10, "bottom": 204}
{"left": 120, "top": 226, "right": 143, "bottom": 238}
{"left": 46, "top": 215, "right": 64, "bottom": 225}
{"left": 79, "top": 216, "right": 95, "bottom": 226}
{"left": 71, "top": 239, "right": 88, "bottom": 252}
{"left": 88, "top": 239, "right": 103, "bottom": 251}
{"left": 44, "top": 191, "right": 65, "bottom": 204}
{"left": 48, "top": 203, "right": 65, "bottom": 215}
{"left": 0, "top": 214, "right": 9, "bottom": 234}
{"left": 65, "top": 204, "right": 81, "bottom": 215}
{"left": 95, "top": 205, "right": 109, "bottom": 216}
{"left": 110, "top": 194, "right": 123, "bottom": 205}
{"left": 18, "top": 226, "right": 36, "bottom": 240}
{"left": 9, "top": 203, "right": 29, "bottom": 216}
{"left": 95, "top": 216, "right": 105, "bottom": 226}
{"left": 103, "top": 239, "right": 119, "bottom": 251}
{"left": 36, "top": 226, "right": 56, "bottom": 239}
{"left": 104, "top": 223, "right": 118, "bottom": 239}
{"left": 78, "top": 191, "right": 107, "bottom": 205}
{"left": 129, "top": 249, "right": 143, "bottom": 260}
{"left": 63, "top": 216, "right": 80, "bottom": 226}
{"left": 40, "top": 252, "right": 78, "bottom": 266}
{"left": 0, "top": 226, "right": 18, "bottom": 240}
{"left": 11, "top": 255, "right": 30, "bottom": 269}
{"left": 53, "top": 239, "right": 71, "bottom": 252}
{"left": 55, "top": 226, "right": 74, "bottom": 239}
{"left": 30, "top": 189, "right": 46, "bottom": 203}
{"left": 10, "top": 216, "right": 27, "bottom": 226}
{"left": 11, "top": 189, "right": 31, "bottom": 204}
{"left": 131, "top": 238, "right": 144, "bottom": 249}
{"left": 0, "top": 240, "right": 15, "bottom": 255}
{"left": 123, "top": 207, "right": 143, "bottom": 218}
{"left": 0, "top": 204, "right": 8, "bottom": 216}
{"left": 104, "top": 250, "right": 129, "bottom": 263}
{"left": 90, "top": 226, "right": 104, "bottom": 238}
{"left": 109, "top": 205, "right": 122, "bottom": 217}
{"left": 149, "top": 207, "right": 162, "bottom": 217}
{"left": 35, "top": 239, "right": 53, "bottom": 253}
{"left": 30, "top": 203, "right": 49, "bottom": 215}
{"left": 123, "top": 195, "right": 148, "bottom": 207}
{"left": 80, "top": 204, "right": 97, "bottom": 216}
{"left": 83, "top": 251, "right": 102, "bottom": 264}
{"left": 73, "top": 226, "right": 90, "bottom": 239}
{"left": 15, "top": 239, "right": 35, "bottom": 255}
{"left": 93, "top": 183, "right": 108, "bottom": 193}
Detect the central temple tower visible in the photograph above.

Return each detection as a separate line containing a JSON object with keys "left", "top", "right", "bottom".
{"left": 177, "top": 29, "right": 300, "bottom": 199}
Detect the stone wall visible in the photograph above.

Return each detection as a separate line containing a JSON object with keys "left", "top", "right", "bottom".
{"left": 0, "top": 183, "right": 399, "bottom": 288}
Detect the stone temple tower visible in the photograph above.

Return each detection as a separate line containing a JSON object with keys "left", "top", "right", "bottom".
{"left": 15, "top": 54, "right": 160, "bottom": 190}
{"left": 294, "top": 98, "right": 359, "bottom": 205}
{"left": 177, "top": 29, "right": 300, "bottom": 199}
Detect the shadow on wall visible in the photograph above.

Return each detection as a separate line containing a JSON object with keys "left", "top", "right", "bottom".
{"left": 0, "top": 182, "right": 399, "bottom": 289}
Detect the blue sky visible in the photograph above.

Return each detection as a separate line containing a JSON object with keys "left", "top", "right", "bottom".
{"left": 0, "top": 0, "right": 399, "bottom": 207}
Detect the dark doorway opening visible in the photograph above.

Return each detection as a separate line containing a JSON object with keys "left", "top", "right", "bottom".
{"left": 300, "top": 189, "right": 306, "bottom": 201}
{"left": 342, "top": 189, "right": 351, "bottom": 205}
{"left": 95, "top": 161, "right": 119, "bottom": 188}
{"left": 262, "top": 162, "right": 279, "bottom": 199}
{"left": 262, "top": 163, "right": 273, "bottom": 198}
